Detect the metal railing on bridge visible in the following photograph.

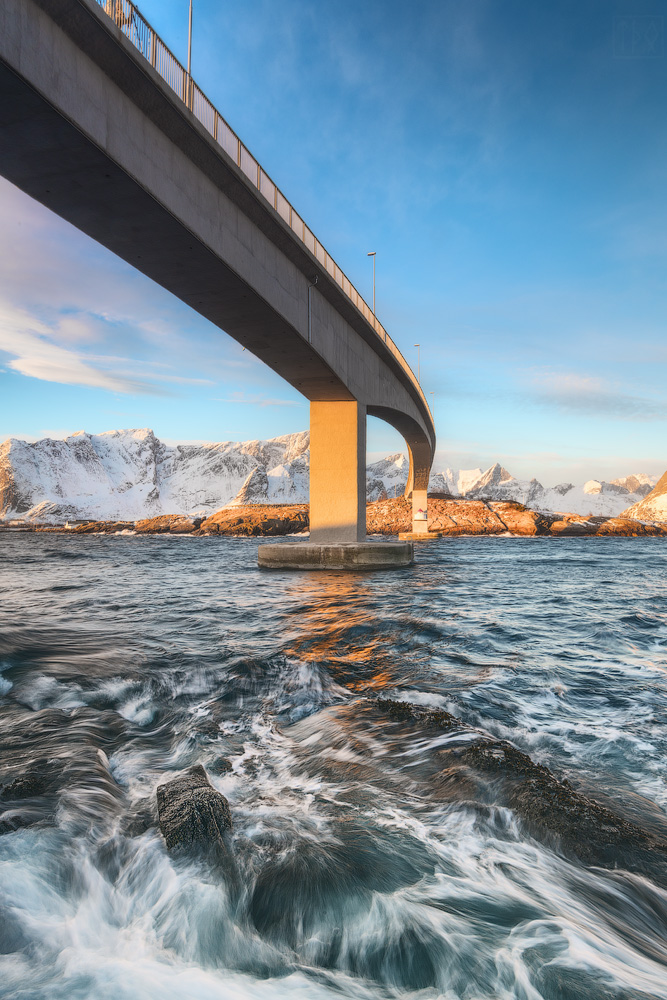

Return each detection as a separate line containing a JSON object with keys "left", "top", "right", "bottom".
{"left": 97, "top": 0, "right": 429, "bottom": 414}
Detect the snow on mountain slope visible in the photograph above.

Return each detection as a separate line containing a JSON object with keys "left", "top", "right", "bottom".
{"left": 611, "top": 474, "right": 654, "bottom": 497}
{"left": 366, "top": 457, "right": 657, "bottom": 517}
{"left": 438, "top": 462, "right": 658, "bottom": 517}
{"left": 621, "top": 470, "right": 667, "bottom": 522}
{"left": 0, "top": 428, "right": 660, "bottom": 521}
{"left": 232, "top": 454, "right": 310, "bottom": 505}
{"left": 481, "top": 475, "right": 652, "bottom": 517}
{"left": 366, "top": 454, "right": 410, "bottom": 501}
{"left": 0, "top": 429, "right": 310, "bottom": 522}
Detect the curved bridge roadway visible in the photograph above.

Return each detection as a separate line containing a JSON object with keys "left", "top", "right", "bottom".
{"left": 0, "top": 0, "right": 436, "bottom": 544}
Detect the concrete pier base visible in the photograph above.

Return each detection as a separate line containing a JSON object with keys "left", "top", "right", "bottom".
{"left": 258, "top": 541, "right": 414, "bottom": 570}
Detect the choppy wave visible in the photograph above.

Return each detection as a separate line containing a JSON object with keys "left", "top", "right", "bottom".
{"left": 1, "top": 533, "right": 666, "bottom": 999}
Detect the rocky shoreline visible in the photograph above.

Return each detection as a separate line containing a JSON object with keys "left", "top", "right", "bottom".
{"left": 2, "top": 497, "right": 666, "bottom": 537}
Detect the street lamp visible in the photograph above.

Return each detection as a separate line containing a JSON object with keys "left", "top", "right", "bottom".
{"left": 414, "top": 343, "right": 420, "bottom": 383}
{"left": 367, "top": 251, "right": 376, "bottom": 314}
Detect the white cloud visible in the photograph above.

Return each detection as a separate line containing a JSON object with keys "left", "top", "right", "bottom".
{"left": 0, "top": 306, "right": 166, "bottom": 394}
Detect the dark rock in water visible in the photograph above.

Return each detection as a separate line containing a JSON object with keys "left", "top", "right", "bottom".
{"left": 208, "top": 756, "right": 233, "bottom": 775}
{"left": 157, "top": 764, "right": 232, "bottom": 856}
{"left": 376, "top": 697, "right": 461, "bottom": 732}
{"left": 157, "top": 765, "right": 240, "bottom": 896}
{"left": 0, "top": 908, "right": 29, "bottom": 955}
{"left": 0, "top": 709, "right": 126, "bottom": 835}
{"left": 0, "top": 808, "right": 44, "bottom": 835}
{"left": 250, "top": 820, "right": 431, "bottom": 942}
{"left": 246, "top": 812, "right": 439, "bottom": 990}
{"left": 2, "top": 763, "right": 55, "bottom": 800}
{"left": 457, "top": 740, "right": 666, "bottom": 867}
{"left": 0, "top": 759, "right": 60, "bottom": 834}
{"left": 372, "top": 699, "right": 667, "bottom": 878}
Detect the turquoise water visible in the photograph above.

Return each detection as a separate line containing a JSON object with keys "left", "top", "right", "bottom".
{"left": 1, "top": 533, "right": 666, "bottom": 999}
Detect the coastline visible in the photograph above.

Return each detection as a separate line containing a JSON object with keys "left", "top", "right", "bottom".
{"left": 2, "top": 497, "right": 666, "bottom": 538}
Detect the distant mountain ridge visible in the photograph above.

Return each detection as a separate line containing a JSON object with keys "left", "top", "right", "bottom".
{"left": 0, "top": 428, "right": 659, "bottom": 522}
{"left": 365, "top": 454, "right": 657, "bottom": 518}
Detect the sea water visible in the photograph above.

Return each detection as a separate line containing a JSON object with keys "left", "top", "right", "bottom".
{"left": 0, "top": 533, "right": 666, "bottom": 999}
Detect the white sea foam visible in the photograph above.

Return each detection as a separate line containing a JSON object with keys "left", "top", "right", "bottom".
{"left": 2, "top": 534, "right": 667, "bottom": 998}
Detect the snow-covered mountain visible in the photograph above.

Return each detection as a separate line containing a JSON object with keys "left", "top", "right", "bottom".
{"left": 0, "top": 428, "right": 310, "bottom": 522}
{"left": 365, "top": 454, "right": 411, "bottom": 501}
{"left": 464, "top": 468, "right": 656, "bottom": 517}
{"left": 621, "top": 470, "right": 667, "bottom": 522}
{"left": 366, "top": 456, "right": 658, "bottom": 518}
{"left": 0, "top": 428, "right": 660, "bottom": 522}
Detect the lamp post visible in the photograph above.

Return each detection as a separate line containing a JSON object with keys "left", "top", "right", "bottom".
{"left": 367, "top": 251, "right": 376, "bottom": 314}
{"left": 414, "top": 343, "right": 420, "bottom": 383}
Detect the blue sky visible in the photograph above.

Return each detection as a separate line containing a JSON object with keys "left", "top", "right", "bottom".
{"left": 1, "top": 0, "right": 666, "bottom": 483}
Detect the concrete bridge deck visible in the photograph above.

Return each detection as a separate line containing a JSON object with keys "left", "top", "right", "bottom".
{"left": 0, "top": 0, "right": 436, "bottom": 549}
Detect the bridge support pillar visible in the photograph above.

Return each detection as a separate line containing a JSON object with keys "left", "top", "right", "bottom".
{"left": 411, "top": 488, "right": 429, "bottom": 534}
{"left": 398, "top": 437, "right": 440, "bottom": 541}
{"left": 402, "top": 437, "right": 433, "bottom": 534}
{"left": 309, "top": 400, "right": 366, "bottom": 544}
{"left": 398, "top": 487, "right": 441, "bottom": 539}
{"left": 260, "top": 399, "right": 416, "bottom": 569}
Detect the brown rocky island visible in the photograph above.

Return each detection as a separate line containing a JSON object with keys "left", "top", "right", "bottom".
{"left": 12, "top": 496, "right": 667, "bottom": 537}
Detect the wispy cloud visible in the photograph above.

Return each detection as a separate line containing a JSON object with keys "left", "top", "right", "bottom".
{"left": 529, "top": 371, "right": 667, "bottom": 421}
{"left": 0, "top": 293, "right": 214, "bottom": 395}
{"left": 0, "top": 307, "right": 170, "bottom": 395}
{"left": 38, "top": 429, "right": 77, "bottom": 440}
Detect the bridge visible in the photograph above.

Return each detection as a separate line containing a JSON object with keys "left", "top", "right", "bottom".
{"left": 0, "top": 0, "right": 436, "bottom": 565}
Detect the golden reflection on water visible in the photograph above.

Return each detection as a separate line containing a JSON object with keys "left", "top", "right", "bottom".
{"left": 280, "top": 572, "right": 397, "bottom": 691}
{"left": 278, "top": 564, "right": 503, "bottom": 693}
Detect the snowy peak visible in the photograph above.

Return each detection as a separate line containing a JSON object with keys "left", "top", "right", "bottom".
{"left": 231, "top": 452, "right": 310, "bottom": 506}
{"left": 467, "top": 463, "right": 514, "bottom": 495}
{"left": 455, "top": 468, "right": 483, "bottom": 494}
{"left": 621, "top": 470, "right": 667, "bottom": 522}
{"left": 238, "top": 431, "right": 309, "bottom": 471}
{"left": 583, "top": 479, "right": 632, "bottom": 496}
{"left": 611, "top": 473, "right": 654, "bottom": 497}
{"left": 367, "top": 456, "right": 658, "bottom": 516}
{"left": 0, "top": 429, "right": 310, "bottom": 522}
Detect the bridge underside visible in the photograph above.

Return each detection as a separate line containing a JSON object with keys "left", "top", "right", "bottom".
{"left": 0, "top": 0, "right": 436, "bottom": 548}
{"left": 0, "top": 60, "right": 350, "bottom": 402}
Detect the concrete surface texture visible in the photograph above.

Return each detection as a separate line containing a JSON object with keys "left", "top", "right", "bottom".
{"left": 309, "top": 401, "right": 367, "bottom": 544}
{"left": 0, "top": 0, "right": 435, "bottom": 546}
{"left": 258, "top": 541, "right": 415, "bottom": 571}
